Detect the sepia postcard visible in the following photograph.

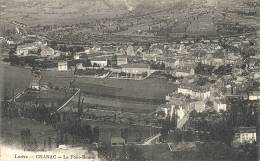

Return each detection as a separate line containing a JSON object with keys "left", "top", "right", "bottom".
{"left": 0, "top": 0, "right": 259, "bottom": 161}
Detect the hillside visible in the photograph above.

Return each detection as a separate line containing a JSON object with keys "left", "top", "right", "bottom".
{"left": 0, "top": 0, "right": 258, "bottom": 35}
{"left": 0, "top": 0, "right": 122, "bottom": 25}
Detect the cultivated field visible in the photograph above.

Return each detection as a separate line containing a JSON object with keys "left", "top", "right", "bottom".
{"left": 1, "top": 67, "right": 176, "bottom": 112}
{"left": 81, "top": 94, "right": 159, "bottom": 113}
{"left": 41, "top": 70, "right": 177, "bottom": 112}
{"left": 41, "top": 70, "right": 177, "bottom": 101}
{"left": 75, "top": 77, "right": 177, "bottom": 101}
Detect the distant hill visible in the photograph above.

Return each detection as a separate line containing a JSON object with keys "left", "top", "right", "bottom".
{"left": 0, "top": 0, "right": 181, "bottom": 11}
{"left": 0, "top": 0, "right": 185, "bottom": 25}
{"left": 0, "top": 0, "right": 255, "bottom": 25}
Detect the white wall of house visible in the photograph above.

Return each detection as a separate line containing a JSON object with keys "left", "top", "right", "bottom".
{"left": 117, "top": 57, "right": 128, "bottom": 66}
{"left": 74, "top": 54, "right": 80, "bottom": 60}
{"left": 16, "top": 48, "right": 29, "bottom": 56}
{"left": 76, "top": 63, "right": 86, "bottom": 70}
{"left": 85, "top": 48, "right": 91, "bottom": 54}
{"left": 200, "top": 58, "right": 225, "bottom": 66}
{"left": 16, "top": 45, "right": 42, "bottom": 57}
{"left": 58, "top": 62, "right": 68, "bottom": 71}
{"left": 31, "top": 85, "right": 40, "bottom": 91}
{"left": 214, "top": 102, "right": 227, "bottom": 112}
{"left": 193, "top": 101, "right": 206, "bottom": 113}
{"left": 176, "top": 106, "right": 185, "bottom": 122}
{"left": 121, "top": 68, "right": 150, "bottom": 75}
{"left": 239, "top": 132, "right": 256, "bottom": 143}
{"left": 177, "top": 87, "right": 210, "bottom": 100}
{"left": 249, "top": 95, "right": 260, "bottom": 101}
{"left": 7, "top": 40, "right": 15, "bottom": 45}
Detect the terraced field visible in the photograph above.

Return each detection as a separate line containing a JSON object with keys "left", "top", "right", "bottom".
{"left": 0, "top": 62, "right": 33, "bottom": 99}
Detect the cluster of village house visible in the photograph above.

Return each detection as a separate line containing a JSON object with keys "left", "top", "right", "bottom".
{"left": 16, "top": 41, "right": 54, "bottom": 57}
{"left": 12, "top": 36, "right": 259, "bottom": 77}
{"left": 14, "top": 40, "right": 152, "bottom": 78}
{"left": 11, "top": 34, "right": 259, "bottom": 145}
{"left": 162, "top": 81, "right": 258, "bottom": 145}
{"left": 149, "top": 37, "right": 259, "bottom": 145}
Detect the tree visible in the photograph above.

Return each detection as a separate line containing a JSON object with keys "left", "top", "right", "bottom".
{"left": 127, "top": 146, "right": 145, "bottom": 161}
{"left": 44, "top": 139, "right": 47, "bottom": 150}
{"left": 119, "top": 144, "right": 128, "bottom": 161}
{"left": 20, "top": 129, "right": 26, "bottom": 149}
{"left": 64, "top": 134, "right": 69, "bottom": 145}
{"left": 142, "top": 72, "right": 148, "bottom": 77}
{"left": 49, "top": 40, "right": 57, "bottom": 49}
{"left": 93, "top": 126, "right": 99, "bottom": 143}
{"left": 121, "top": 128, "right": 128, "bottom": 141}
{"left": 33, "top": 138, "right": 38, "bottom": 151}
{"left": 2, "top": 88, "right": 9, "bottom": 117}
{"left": 160, "top": 120, "right": 170, "bottom": 142}
{"left": 93, "top": 63, "right": 99, "bottom": 67}
{"left": 209, "top": 117, "right": 234, "bottom": 146}
{"left": 240, "top": 47, "right": 256, "bottom": 59}
{"left": 48, "top": 137, "right": 52, "bottom": 149}
{"left": 239, "top": 142, "right": 257, "bottom": 161}
{"left": 77, "top": 92, "right": 83, "bottom": 118}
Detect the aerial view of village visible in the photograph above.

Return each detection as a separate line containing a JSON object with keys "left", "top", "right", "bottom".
{"left": 0, "top": 0, "right": 259, "bottom": 161}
